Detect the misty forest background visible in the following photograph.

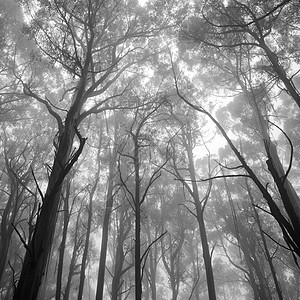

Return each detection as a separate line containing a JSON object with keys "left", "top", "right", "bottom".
{"left": 1, "top": 0, "right": 300, "bottom": 299}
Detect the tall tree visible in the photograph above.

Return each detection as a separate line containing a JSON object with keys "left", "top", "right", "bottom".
{"left": 95, "top": 114, "right": 118, "bottom": 300}
{"left": 168, "top": 107, "right": 217, "bottom": 300}
{"left": 183, "top": 0, "right": 300, "bottom": 108}
{"left": 13, "top": 0, "right": 165, "bottom": 298}
{"left": 118, "top": 98, "right": 169, "bottom": 299}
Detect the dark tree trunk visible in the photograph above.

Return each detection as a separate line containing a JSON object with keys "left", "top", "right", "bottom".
{"left": 63, "top": 211, "right": 82, "bottom": 300}
{"left": 246, "top": 180, "right": 283, "bottom": 300}
{"left": 0, "top": 155, "right": 31, "bottom": 286}
{"left": 77, "top": 193, "right": 93, "bottom": 300}
{"left": 13, "top": 76, "right": 87, "bottom": 300}
{"left": 56, "top": 180, "right": 71, "bottom": 300}
{"left": 111, "top": 208, "right": 132, "bottom": 300}
{"left": 96, "top": 127, "right": 116, "bottom": 300}
{"left": 145, "top": 223, "right": 159, "bottom": 300}
{"left": 184, "top": 130, "right": 217, "bottom": 300}
{"left": 134, "top": 134, "right": 142, "bottom": 300}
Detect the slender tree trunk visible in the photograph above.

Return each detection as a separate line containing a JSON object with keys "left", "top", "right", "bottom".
{"left": 184, "top": 136, "right": 217, "bottom": 300}
{"left": 246, "top": 180, "right": 284, "bottom": 300}
{"left": 161, "top": 230, "right": 184, "bottom": 300}
{"left": 145, "top": 224, "right": 158, "bottom": 300}
{"left": 77, "top": 193, "right": 93, "bottom": 300}
{"left": 96, "top": 127, "right": 116, "bottom": 300}
{"left": 56, "top": 180, "right": 71, "bottom": 300}
{"left": 224, "top": 176, "right": 271, "bottom": 300}
{"left": 63, "top": 210, "right": 82, "bottom": 300}
{"left": 134, "top": 134, "right": 142, "bottom": 300}
{"left": 195, "top": 208, "right": 216, "bottom": 300}
{"left": 111, "top": 207, "right": 132, "bottom": 300}
{"left": 0, "top": 160, "right": 30, "bottom": 285}
{"left": 79, "top": 135, "right": 103, "bottom": 300}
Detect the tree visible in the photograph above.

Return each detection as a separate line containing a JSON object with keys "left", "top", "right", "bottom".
{"left": 160, "top": 189, "right": 188, "bottom": 300}
{"left": 13, "top": 0, "right": 165, "bottom": 298}
{"left": 168, "top": 108, "right": 217, "bottom": 300}
{"left": 171, "top": 55, "right": 300, "bottom": 263}
{"left": 118, "top": 98, "right": 169, "bottom": 300}
{"left": 95, "top": 113, "right": 118, "bottom": 300}
{"left": 183, "top": 0, "right": 300, "bottom": 108}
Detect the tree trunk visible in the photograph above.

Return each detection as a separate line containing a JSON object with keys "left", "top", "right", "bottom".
{"left": 259, "top": 40, "right": 300, "bottom": 109}
{"left": 96, "top": 126, "right": 116, "bottom": 300}
{"left": 63, "top": 210, "right": 82, "bottom": 300}
{"left": 0, "top": 157, "right": 31, "bottom": 286}
{"left": 79, "top": 135, "right": 103, "bottom": 300}
{"left": 184, "top": 133, "right": 217, "bottom": 300}
{"left": 13, "top": 76, "right": 87, "bottom": 300}
{"left": 145, "top": 223, "right": 158, "bottom": 300}
{"left": 56, "top": 180, "right": 71, "bottom": 300}
{"left": 195, "top": 208, "right": 216, "bottom": 300}
{"left": 243, "top": 83, "right": 300, "bottom": 233}
{"left": 77, "top": 193, "right": 93, "bottom": 300}
{"left": 111, "top": 207, "right": 132, "bottom": 300}
{"left": 134, "top": 133, "right": 142, "bottom": 300}
{"left": 246, "top": 180, "right": 283, "bottom": 300}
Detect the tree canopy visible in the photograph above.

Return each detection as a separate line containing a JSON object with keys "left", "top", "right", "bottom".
{"left": 1, "top": 0, "right": 300, "bottom": 299}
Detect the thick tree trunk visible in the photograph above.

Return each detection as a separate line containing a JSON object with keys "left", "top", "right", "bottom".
{"left": 241, "top": 85, "right": 300, "bottom": 255}
{"left": 259, "top": 40, "right": 300, "bottom": 109}
{"left": 13, "top": 77, "right": 87, "bottom": 300}
{"left": 241, "top": 81, "right": 300, "bottom": 233}
{"left": 0, "top": 219, "right": 12, "bottom": 286}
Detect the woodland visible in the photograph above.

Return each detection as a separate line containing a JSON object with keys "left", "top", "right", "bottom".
{"left": 1, "top": 0, "right": 300, "bottom": 299}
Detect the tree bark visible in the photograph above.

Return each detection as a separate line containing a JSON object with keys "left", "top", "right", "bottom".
{"left": 13, "top": 76, "right": 87, "bottom": 300}
{"left": 63, "top": 210, "right": 82, "bottom": 300}
{"left": 182, "top": 128, "right": 217, "bottom": 300}
{"left": 134, "top": 133, "right": 142, "bottom": 300}
{"left": 96, "top": 124, "right": 116, "bottom": 300}
{"left": 56, "top": 179, "right": 71, "bottom": 300}
{"left": 246, "top": 180, "right": 284, "bottom": 300}
{"left": 77, "top": 192, "right": 93, "bottom": 300}
{"left": 111, "top": 207, "right": 132, "bottom": 300}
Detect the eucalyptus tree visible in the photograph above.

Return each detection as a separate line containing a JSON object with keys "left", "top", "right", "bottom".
{"left": 143, "top": 176, "right": 174, "bottom": 300}
{"left": 160, "top": 188, "right": 192, "bottom": 300}
{"left": 117, "top": 97, "right": 169, "bottom": 300}
{"left": 0, "top": 131, "right": 36, "bottom": 293}
{"left": 172, "top": 70, "right": 300, "bottom": 266}
{"left": 173, "top": 1, "right": 300, "bottom": 263}
{"left": 95, "top": 112, "right": 119, "bottom": 300}
{"left": 167, "top": 105, "right": 217, "bottom": 300}
{"left": 212, "top": 178, "right": 275, "bottom": 300}
{"left": 11, "top": 0, "right": 169, "bottom": 298}
{"left": 183, "top": 0, "right": 300, "bottom": 108}
{"left": 109, "top": 197, "right": 134, "bottom": 300}
{"left": 213, "top": 47, "right": 300, "bottom": 245}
